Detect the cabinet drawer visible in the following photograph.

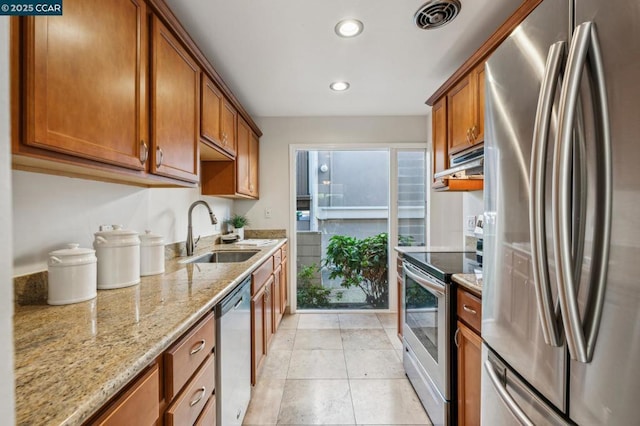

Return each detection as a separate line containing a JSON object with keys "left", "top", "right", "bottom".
{"left": 94, "top": 363, "right": 159, "bottom": 426}
{"left": 165, "top": 354, "right": 215, "bottom": 426}
{"left": 274, "top": 248, "right": 282, "bottom": 266}
{"left": 252, "top": 258, "right": 274, "bottom": 294}
{"left": 164, "top": 312, "right": 215, "bottom": 400}
{"left": 457, "top": 288, "right": 482, "bottom": 334}
{"left": 194, "top": 393, "right": 216, "bottom": 426}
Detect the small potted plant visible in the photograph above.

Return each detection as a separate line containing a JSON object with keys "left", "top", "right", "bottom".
{"left": 225, "top": 214, "right": 250, "bottom": 240}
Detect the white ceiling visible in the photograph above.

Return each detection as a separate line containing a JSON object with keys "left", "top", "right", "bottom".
{"left": 163, "top": 0, "right": 521, "bottom": 117}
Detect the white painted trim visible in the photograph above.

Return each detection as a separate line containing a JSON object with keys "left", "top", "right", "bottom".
{"left": 288, "top": 144, "right": 427, "bottom": 314}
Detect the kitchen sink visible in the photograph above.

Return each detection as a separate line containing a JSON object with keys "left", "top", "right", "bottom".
{"left": 185, "top": 250, "right": 260, "bottom": 264}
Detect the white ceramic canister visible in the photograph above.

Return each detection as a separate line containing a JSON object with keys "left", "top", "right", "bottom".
{"left": 47, "top": 243, "right": 97, "bottom": 305}
{"left": 94, "top": 225, "right": 140, "bottom": 289}
{"left": 139, "top": 230, "right": 165, "bottom": 276}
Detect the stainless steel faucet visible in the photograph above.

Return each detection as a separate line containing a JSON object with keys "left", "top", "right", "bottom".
{"left": 186, "top": 200, "right": 218, "bottom": 256}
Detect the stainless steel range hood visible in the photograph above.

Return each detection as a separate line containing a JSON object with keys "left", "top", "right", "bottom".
{"left": 434, "top": 144, "right": 484, "bottom": 180}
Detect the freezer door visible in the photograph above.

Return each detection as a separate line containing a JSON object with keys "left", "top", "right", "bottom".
{"left": 566, "top": 1, "right": 640, "bottom": 424}
{"left": 483, "top": 0, "right": 568, "bottom": 411}
{"left": 481, "top": 345, "right": 570, "bottom": 426}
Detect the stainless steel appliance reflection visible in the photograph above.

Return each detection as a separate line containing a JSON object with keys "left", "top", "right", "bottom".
{"left": 483, "top": 0, "right": 640, "bottom": 423}
{"left": 402, "top": 262, "right": 451, "bottom": 426}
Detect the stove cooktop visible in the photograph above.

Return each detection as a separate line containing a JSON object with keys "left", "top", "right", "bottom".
{"left": 403, "top": 251, "right": 481, "bottom": 282}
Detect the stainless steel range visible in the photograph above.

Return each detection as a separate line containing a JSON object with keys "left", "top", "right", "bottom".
{"left": 401, "top": 251, "right": 480, "bottom": 426}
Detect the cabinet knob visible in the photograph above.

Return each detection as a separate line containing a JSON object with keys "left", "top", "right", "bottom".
{"left": 140, "top": 140, "right": 148, "bottom": 165}
{"left": 156, "top": 146, "right": 164, "bottom": 168}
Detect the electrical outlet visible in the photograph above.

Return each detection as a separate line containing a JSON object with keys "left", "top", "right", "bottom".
{"left": 466, "top": 215, "right": 476, "bottom": 232}
{"left": 265, "top": 208, "right": 272, "bottom": 219}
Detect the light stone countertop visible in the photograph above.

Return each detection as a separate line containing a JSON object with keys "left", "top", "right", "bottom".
{"left": 452, "top": 273, "right": 483, "bottom": 297}
{"left": 13, "top": 239, "right": 286, "bottom": 426}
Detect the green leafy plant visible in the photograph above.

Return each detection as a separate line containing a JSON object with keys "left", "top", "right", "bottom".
{"left": 296, "top": 264, "right": 333, "bottom": 308}
{"left": 225, "top": 213, "right": 250, "bottom": 228}
{"left": 323, "top": 232, "right": 389, "bottom": 308}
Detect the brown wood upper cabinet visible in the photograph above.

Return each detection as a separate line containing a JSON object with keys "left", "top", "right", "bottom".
{"left": 432, "top": 97, "right": 448, "bottom": 179}
{"left": 237, "top": 116, "right": 259, "bottom": 198}
{"left": 200, "top": 115, "right": 259, "bottom": 199}
{"left": 11, "top": 0, "right": 262, "bottom": 187}
{"left": 150, "top": 15, "right": 200, "bottom": 183}
{"left": 201, "top": 75, "right": 236, "bottom": 158}
{"left": 17, "top": 0, "right": 148, "bottom": 171}
{"left": 447, "top": 62, "right": 485, "bottom": 156}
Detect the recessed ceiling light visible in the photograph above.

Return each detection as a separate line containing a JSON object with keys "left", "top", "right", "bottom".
{"left": 330, "top": 81, "right": 350, "bottom": 92}
{"left": 335, "top": 19, "right": 364, "bottom": 38}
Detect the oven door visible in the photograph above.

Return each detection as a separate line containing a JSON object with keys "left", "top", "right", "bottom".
{"left": 402, "top": 262, "right": 450, "bottom": 399}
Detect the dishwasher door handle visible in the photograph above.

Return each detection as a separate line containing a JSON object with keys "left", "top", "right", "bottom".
{"left": 233, "top": 296, "right": 244, "bottom": 310}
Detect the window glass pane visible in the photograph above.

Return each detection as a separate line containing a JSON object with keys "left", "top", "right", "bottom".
{"left": 397, "top": 151, "right": 426, "bottom": 247}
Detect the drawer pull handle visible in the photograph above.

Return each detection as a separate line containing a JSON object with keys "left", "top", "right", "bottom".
{"left": 190, "top": 340, "right": 206, "bottom": 355}
{"left": 189, "top": 387, "right": 206, "bottom": 407}
{"left": 454, "top": 328, "right": 460, "bottom": 348}
{"left": 463, "top": 304, "right": 477, "bottom": 315}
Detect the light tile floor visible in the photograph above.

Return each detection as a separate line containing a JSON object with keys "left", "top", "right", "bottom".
{"left": 243, "top": 313, "right": 432, "bottom": 426}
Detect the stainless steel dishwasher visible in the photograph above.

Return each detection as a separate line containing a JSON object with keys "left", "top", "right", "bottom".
{"left": 217, "top": 277, "right": 251, "bottom": 425}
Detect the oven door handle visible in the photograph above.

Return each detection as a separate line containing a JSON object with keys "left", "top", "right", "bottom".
{"left": 403, "top": 263, "right": 445, "bottom": 296}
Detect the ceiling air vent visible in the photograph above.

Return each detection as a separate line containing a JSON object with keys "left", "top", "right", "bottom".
{"left": 414, "top": 0, "right": 462, "bottom": 30}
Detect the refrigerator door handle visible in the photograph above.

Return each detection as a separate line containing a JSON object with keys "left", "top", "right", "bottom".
{"left": 529, "top": 40, "right": 566, "bottom": 348}
{"left": 484, "top": 360, "right": 535, "bottom": 426}
{"left": 553, "top": 21, "right": 612, "bottom": 363}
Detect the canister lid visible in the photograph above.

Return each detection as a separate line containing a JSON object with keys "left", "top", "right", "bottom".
{"left": 139, "top": 230, "right": 164, "bottom": 245}
{"left": 94, "top": 225, "right": 140, "bottom": 247}
{"left": 48, "top": 243, "right": 97, "bottom": 266}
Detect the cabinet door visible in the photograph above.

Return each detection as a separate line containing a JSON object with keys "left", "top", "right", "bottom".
{"left": 200, "top": 75, "right": 224, "bottom": 150}
{"left": 264, "top": 276, "right": 275, "bottom": 351}
{"left": 221, "top": 100, "right": 237, "bottom": 157}
{"left": 432, "top": 97, "right": 448, "bottom": 178}
{"left": 447, "top": 75, "right": 475, "bottom": 155}
{"left": 251, "top": 286, "right": 266, "bottom": 385}
{"left": 457, "top": 321, "right": 482, "bottom": 426}
{"left": 94, "top": 363, "right": 159, "bottom": 425}
{"left": 472, "top": 63, "right": 485, "bottom": 144}
{"left": 236, "top": 116, "right": 252, "bottom": 196}
{"left": 273, "top": 265, "right": 283, "bottom": 329}
{"left": 249, "top": 131, "right": 260, "bottom": 197}
{"left": 24, "top": 0, "right": 147, "bottom": 170}
{"left": 151, "top": 15, "right": 200, "bottom": 183}
{"left": 280, "top": 257, "right": 288, "bottom": 315}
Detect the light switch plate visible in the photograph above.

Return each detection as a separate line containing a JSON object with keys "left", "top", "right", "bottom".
{"left": 265, "top": 208, "right": 272, "bottom": 219}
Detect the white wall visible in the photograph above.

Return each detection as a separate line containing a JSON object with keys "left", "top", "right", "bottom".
{"left": 424, "top": 112, "right": 465, "bottom": 250}
{"left": 0, "top": 16, "right": 16, "bottom": 425}
{"left": 13, "top": 171, "right": 233, "bottom": 276}
{"left": 463, "top": 191, "right": 484, "bottom": 239}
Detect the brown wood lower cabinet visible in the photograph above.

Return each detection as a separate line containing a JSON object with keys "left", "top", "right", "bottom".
{"left": 92, "top": 363, "right": 160, "bottom": 426}
{"left": 165, "top": 354, "right": 215, "bottom": 426}
{"left": 456, "top": 321, "right": 482, "bottom": 426}
{"left": 456, "top": 287, "right": 483, "bottom": 426}
{"left": 251, "top": 244, "right": 289, "bottom": 385}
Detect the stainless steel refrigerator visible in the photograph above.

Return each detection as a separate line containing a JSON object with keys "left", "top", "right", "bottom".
{"left": 482, "top": 0, "right": 640, "bottom": 424}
